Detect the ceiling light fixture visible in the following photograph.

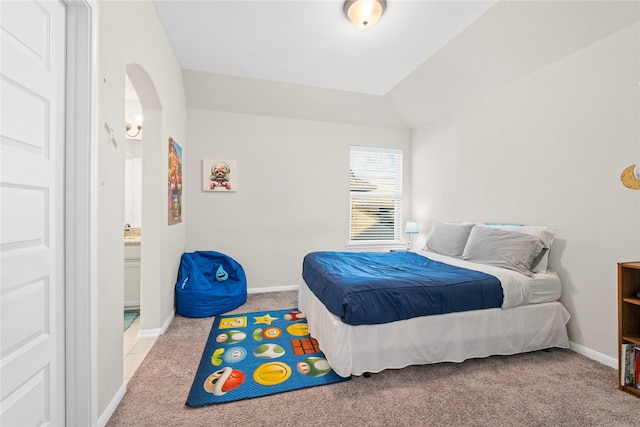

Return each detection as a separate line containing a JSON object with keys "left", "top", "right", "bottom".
{"left": 343, "top": 0, "right": 387, "bottom": 28}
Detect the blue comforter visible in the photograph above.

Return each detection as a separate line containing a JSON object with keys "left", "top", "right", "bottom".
{"left": 302, "top": 251, "right": 503, "bottom": 326}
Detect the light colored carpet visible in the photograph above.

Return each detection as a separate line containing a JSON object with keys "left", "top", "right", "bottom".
{"left": 107, "top": 291, "right": 640, "bottom": 426}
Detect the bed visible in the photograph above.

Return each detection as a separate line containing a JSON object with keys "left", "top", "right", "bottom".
{"left": 298, "top": 223, "right": 570, "bottom": 378}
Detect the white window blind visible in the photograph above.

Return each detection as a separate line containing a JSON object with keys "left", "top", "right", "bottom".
{"left": 350, "top": 146, "right": 402, "bottom": 242}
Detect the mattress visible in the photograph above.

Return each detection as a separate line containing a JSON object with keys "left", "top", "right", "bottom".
{"left": 419, "top": 250, "right": 562, "bottom": 305}
{"left": 298, "top": 250, "right": 568, "bottom": 377}
{"left": 299, "top": 280, "right": 570, "bottom": 377}
{"left": 302, "top": 251, "right": 503, "bottom": 325}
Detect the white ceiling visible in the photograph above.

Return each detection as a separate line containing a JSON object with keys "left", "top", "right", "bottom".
{"left": 152, "top": 0, "right": 496, "bottom": 96}
{"left": 149, "top": 1, "right": 639, "bottom": 129}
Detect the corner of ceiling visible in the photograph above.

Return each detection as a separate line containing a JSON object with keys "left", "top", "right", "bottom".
{"left": 383, "top": 0, "right": 640, "bottom": 131}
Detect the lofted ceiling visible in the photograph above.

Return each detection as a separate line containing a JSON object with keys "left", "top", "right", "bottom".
{"left": 152, "top": 1, "right": 639, "bottom": 129}
{"left": 152, "top": 0, "right": 496, "bottom": 96}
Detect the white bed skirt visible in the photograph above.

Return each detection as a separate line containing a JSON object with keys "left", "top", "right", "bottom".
{"left": 298, "top": 281, "right": 570, "bottom": 378}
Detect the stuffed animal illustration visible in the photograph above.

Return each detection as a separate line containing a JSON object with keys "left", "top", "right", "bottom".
{"left": 210, "top": 161, "right": 231, "bottom": 190}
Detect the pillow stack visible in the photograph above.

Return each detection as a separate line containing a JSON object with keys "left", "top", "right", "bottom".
{"left": 423, "top": 222, "right": 475, "bottom": 258}
{"left": 423, "top": 222, "right": 556, "bottom": 276}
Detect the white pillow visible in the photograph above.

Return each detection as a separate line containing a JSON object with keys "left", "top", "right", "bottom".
{"left": 462, "top": 226, "right": 545, "bottom": 276}
{"left": 423, "top": 223, "right": 475, "bottom": 258}
{"left": 479, "top": 224, "right": 556, "bottom": 273}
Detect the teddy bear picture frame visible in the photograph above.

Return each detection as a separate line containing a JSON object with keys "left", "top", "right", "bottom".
{"left": 202, "top": 159, "right": 237, "bottom": 192}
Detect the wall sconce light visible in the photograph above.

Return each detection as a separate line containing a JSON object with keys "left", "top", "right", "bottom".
{"left": 125, "top": 114, "right": 143, "bottom": 138}
{"left": 404, "top": 220, "right": 419, "bottom": 249}
{"left": 343, "top": 0, "right": 387, "bottom": 28}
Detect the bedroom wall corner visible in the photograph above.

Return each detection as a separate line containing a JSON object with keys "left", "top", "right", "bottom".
{"left": 410, "top": 21, "right": 640, "bottom": 362}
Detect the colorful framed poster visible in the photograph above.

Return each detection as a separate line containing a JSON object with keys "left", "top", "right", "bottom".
{"left": 202, "top": 159, "right": 237, "bottom": 192}
{"left": 168, "top": 137, "right": 182, "bottom": 224}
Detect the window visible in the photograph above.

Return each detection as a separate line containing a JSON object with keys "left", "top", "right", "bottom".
{"left": 350, "top": 146, "right": 403, "bottom": 243}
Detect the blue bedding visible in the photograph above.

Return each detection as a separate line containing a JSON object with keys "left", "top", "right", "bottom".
{"left": 302, "top": 251, "right": 503, "bottom": 326}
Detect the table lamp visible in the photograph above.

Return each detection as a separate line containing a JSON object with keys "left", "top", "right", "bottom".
{"left": 405, "top": 220, "right": 419, "bottom": 249}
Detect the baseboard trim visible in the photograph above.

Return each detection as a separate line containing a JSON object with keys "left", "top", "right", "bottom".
{"left": 97, "top": 382, "right": 126, "bottom": 427}
{"left": 138, "top": 309, "right": 175, "bottom": 338}
{"left": 247, "top": 284, "right": 299, "bottom": 294}
{"left": 569, "top": 340, "right": 617, "bottom": 369}
{"left": 124, "top": 300, "right": 140, "bottom": 310}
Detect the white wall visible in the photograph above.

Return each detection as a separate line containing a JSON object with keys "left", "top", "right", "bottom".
{"left": 124, "top": 157, "right": 142, "bottom": 227}
{"left": 410, "top": 23, "right": 640, "bottom": 360}
{"left": 93, "top": 1, "right": 636, "bottom": 419}
{"left": 186, "top": 109, "right": 411, "bottom": 288}
{"left": 97, "top": 0, "right": 186, "bottom": 418}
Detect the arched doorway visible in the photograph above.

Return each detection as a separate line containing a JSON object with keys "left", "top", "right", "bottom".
{"left": 124, "top": 64, "right": 162, "bottom": 336}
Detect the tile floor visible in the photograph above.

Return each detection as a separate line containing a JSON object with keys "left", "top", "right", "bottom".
{"left": 123, "top": 315, "right": 157, "bottom": 384}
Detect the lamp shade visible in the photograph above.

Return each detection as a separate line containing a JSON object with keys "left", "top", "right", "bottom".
{"left": 343, "top": 0, "right": 387, "bottom": 28}
{"left": 404, "top": 220, "right": 419, "bottom": 234}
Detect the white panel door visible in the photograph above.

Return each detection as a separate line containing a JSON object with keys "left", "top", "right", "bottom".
{"left": 0, "top": 1, "right": 66, "bottom": 425}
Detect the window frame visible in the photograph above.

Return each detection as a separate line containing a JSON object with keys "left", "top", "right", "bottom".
{"left": 348, "top": 146, "right": 404, "bottom": 247}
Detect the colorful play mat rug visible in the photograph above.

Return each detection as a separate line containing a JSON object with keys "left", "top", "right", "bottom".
{"left": 186, "top": 308, "right": 350, "bottom": 407}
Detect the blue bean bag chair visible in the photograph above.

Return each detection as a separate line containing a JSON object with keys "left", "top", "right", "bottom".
{"left": 175, "top": 251, "right": 247, "bottom": 318}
